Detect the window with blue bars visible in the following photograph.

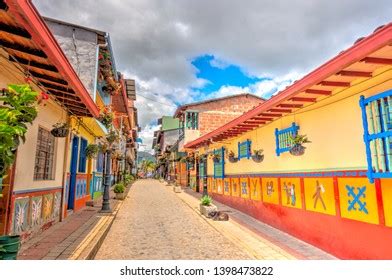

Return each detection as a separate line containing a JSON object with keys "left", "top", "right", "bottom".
{"left": 360, "top": 89, "right": 392, "bottom": 183}
{"left": 238, "top": 139, "right": 252, "bottom": 160}
{"left": 78, "top": 138, "right": 88, "bottom": 173}
{"left": 275, "top": 122, "right": 300, "bottom": 156}
{"left": 213, "top": 147, "right": 225, "bottom": 178}
{"left": 186, "top": 111, "right": 199, "bottom": 130}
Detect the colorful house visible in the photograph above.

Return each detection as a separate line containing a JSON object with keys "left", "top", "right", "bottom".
{"left": 44, "top": 18, "right": 119, "bottom": 215}
{"left": 173, "top": 94, "right": 264, "bottom": 189}
{"left": 0, "top": 0, "right": 99, "bottom": 237}
{"left": 185, "top": 24, "right": 392, "bottom": 259}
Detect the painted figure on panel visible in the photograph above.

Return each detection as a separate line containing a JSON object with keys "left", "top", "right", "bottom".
{"left": 241, "top": 181, "right": 248, "bottom": 195}
{"left": 252, "top": 180, "right": 258, "bottom": 197}
{"left": 233, "top": 181, "right": 237, "bottom": 193}
{"left": 346, "top": 185, "right": 368, "bottom": 214}
{"left": 224, "top": 181, "right": 229, "bottom": 193}
{"left": 313, "top": 180, "right": 326, "bottom": 210}
{"left": 283, "top": 182, "right": 296, "bottom": 206}
{"left": 267, "top": 181, "right": 274, "bottom": 196}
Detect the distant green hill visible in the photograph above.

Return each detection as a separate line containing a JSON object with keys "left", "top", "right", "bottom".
{"left": 137, "top": 151, "right": 155, "bottom": 165}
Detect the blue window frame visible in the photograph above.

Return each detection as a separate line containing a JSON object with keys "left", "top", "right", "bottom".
{"left": 360, "top": 89, "right": 392, "bottom": 183}
{"left": 213, "top": 147, "right": 225, "bottom": 179}
{"left": 238, "top": 139, "right": 252, "bottom": 160}
{"left": 275, "top": 122, "right": 300, "bottom": 156}
{"left": 78, "top": 138, "right": 88, "bottom": 173}
{"left": 186, "top": 111, "right": 199, "bottom": 130}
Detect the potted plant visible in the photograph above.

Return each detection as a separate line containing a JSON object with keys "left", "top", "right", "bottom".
{"left": 199, "top": 195, "right": 218, "bottom": 217}
{"left": 0, "top": 235, "right": 21, "bottom": 260}
{"left": 113, "top": 183, "right": 126, "bottom": 200}
{"left": 252, "top": 149, "right": 264, "bottom": 162}
{"left": 289, "top": 134, "right": 311, "bottom": 156}
{"left": 99, "top": 107, "right": 114, "bottom": 129}
{"left": 50, "top": 122, "right": 69, "bottom": 137}
{"left": 85, "top": 144, "right": 99, "bottom": 159}
{"left": 227, "top": 150, "right": 238, "bottom": 163}
{"left": 106, "top": 130, "right": 119, "bottom": 144}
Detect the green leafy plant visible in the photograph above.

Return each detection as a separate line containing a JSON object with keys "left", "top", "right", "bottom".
{"left": 200, "top": 195, "right": 213, "bottom": 206}
{"left": 106, "top": 129, "right": 119, "bottom": 144}
{"left": 289, "top": 134, "right": 311, "bottom": 145}
{"left": 85, "top": 144, "right": 99, "bottom": 159}
{"left": 113, "top": 183, "right": 125, "bottom": 193}
{"left": 0, "top": 84, "right": 38, "bottom": 176}
{"left": 124, "top": 174, "right": 135, "bottom": 185}
{"left": 99, "top": 107, "right": 114, "bottom": 129}
{"left": 253, "top": 149, "right": 264, "bottom": 156}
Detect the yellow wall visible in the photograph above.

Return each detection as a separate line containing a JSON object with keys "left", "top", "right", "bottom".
{"left": 381, "top": 179, "right": 392, "bottom": 227}
{"left": 199, "top": 68, "right": 392, "bottom": 176}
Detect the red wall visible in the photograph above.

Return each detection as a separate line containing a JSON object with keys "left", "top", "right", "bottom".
{"left": 212, "top": 193, "right": 392, "bottom": 259}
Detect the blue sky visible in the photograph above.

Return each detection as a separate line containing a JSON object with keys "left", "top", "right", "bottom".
{"left": 191, "top": 54, "right": 263, "bottom": 100}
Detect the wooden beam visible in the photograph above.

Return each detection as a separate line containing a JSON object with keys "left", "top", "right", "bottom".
{"left": 252, "top": 116, "right": 273, "bottom": 121}
{"left": 361, "top": 57, "right": 392, "bottom": 65}
{"left": 305, "top": 89, "right": 332, "bottom": 95}
{"left": 10, "top": 55, "right": 58, "bottom": 73}
{"left": 39, "top": 81, "right": 75, "bottom": 94}
{"left": 269, "top": 108, "right": 292, "bottom": 113}
{"left": 278, "top": 103, "right": 303, "bottom": 108}
{"left": 318, "top": 81, "right": 350, "bottom": 87}
{"left": 0, "top": 22, "right": 31, "bottom": 39}
{"left": 0, "top": 38, "right": 47, "bottom": 58}
{"left": 49, "top": 89, "right": 79, "bottom": 101}
{"left": 290, "top": 97, "right": 317, "bottom": 102}
{"left": 259, "top": 113, "right": 282, "bottom": 117}
{"left": 337, "top": 70, "right": 372, "bottom": 77}
{"left": 29, "top": 70, "right": 68, "bottom": 85}
{"left": 50, "top": 93, "right": 81, "bottom": 103}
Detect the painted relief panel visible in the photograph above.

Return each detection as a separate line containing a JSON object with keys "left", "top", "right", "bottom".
{"left": 212, "top": 179, "right": 217, "bottom": 193}
{"left": 189, "top": 176, "right": 197, "bottom": 191}
{"left": 13, "top": 197, "right": 29, "bottom": 234}
{"left": 250, "top": 177, "right": 262, "bottom": 201}
{"left": 304, "top": 178, "right": 336, "bottom": 216}
{"left": 380, "top": 179, "right": 392, "bottom": 227}
{"left": 262, "top": 178, "right": 279, "bottom": 205}
{"left": 42, "top": 194, "right": 54, "bottom": 221}
{"left": 231, "top": 178, "right": 240, "bottom": 197}
{"left": 53, "top": 192, "right": 61, "bottom": 218}
{"left": 240, "top": 178, "right": 250, "bottom": 199}
{"left": 31, "top": 196, "right": 43, "bottom": 227}
{"left": 216, "top": 178, "right": 223, "bottom": 194}
{"left": 338, "top": 178, "right": 378, "bottom": 224}
{"left": 207, "top": 177, "right": 212, "bottom": 193}
{"left": 280, "top": 178, "right": 302, "bottom": 209}
{"left": 223, "top": 178, "right": 231, "bottom": 196}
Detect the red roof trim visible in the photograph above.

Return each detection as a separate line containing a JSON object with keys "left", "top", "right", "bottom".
{"left": 185, "top": 22, "right": 392, "bottom": 149}
{"left": 6, "top": 0, "right": 99, "bottom": 117}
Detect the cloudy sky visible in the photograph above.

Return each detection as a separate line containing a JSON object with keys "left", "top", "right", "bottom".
{"left": 34, "top": 0, "right": 391, "bottom": 152}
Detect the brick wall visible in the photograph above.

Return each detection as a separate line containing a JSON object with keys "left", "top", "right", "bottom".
{"left": 191, "top": 95, "right": 263, "bottom": 136}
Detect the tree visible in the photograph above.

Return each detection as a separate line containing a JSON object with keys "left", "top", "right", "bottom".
{"left": 140, "top": 159, "right": 156, "bottom": 174}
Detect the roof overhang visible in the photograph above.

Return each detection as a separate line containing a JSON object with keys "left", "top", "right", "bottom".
{"left": 2, "top": 0, "right": 99, "bottom": 117}
{"left": 185, "top": 23, "right": 392, "bottom": 149}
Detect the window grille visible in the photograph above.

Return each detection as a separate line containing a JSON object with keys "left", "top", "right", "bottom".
{"left": 34, "top": 127, "right": 55, "bottom": 180}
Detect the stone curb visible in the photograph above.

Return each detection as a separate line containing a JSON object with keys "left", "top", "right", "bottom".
{"left": 69, "top": 185, "right": 132, "bottom": 260}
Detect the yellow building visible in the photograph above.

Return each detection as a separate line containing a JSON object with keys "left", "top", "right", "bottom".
{"left": 185, "top": 24, "right": 392, "bottom": 259}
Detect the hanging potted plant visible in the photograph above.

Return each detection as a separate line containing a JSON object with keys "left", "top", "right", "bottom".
{"left": 289, "top": 134, "right": 311, "bottom": 156}
{"left": 252, "top": 149, "right": 264, "bottom": 162}
{"left": 51, "top": 122, "right": 69, "bottom": 137}
{"left": 227, "top": 150, "right": 238, "bottom": 163}
{"left": 85, "top": 144, "right": 99, "bottom": 159}
{"left": 99, "top": 107, "right": 114, "bottom": 129}
{"left": 106, "top": 130, "right": 119, "bottom": 144}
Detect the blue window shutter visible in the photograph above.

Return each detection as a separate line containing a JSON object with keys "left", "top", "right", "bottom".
{"left": 78, "top": 138, "right": 88, "bottom": 173}
{"left": 275, "top": 122, "right": 299, "bottom": 156}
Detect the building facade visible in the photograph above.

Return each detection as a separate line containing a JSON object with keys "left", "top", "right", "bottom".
{"left": 184, "top": 24, "right": 392, "bottom": 259}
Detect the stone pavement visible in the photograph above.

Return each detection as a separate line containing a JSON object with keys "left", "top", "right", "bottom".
{"left": 95, "top": 179, "right": 252, "bottom": 259}
{"left": 18, "top": 188, "right": 123, "bottom": 260}
{"left": 180, "top": 188, "right": 336, "bottom": 260}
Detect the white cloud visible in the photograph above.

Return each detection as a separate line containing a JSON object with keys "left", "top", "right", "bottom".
{"left": 209, "top": 57, "right": 230, "bottom": 69}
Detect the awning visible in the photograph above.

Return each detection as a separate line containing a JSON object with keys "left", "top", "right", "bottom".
{"left": 1, "top": 0, "right": 99, "bottom": 117}
{"left": 185, "top": 23, "right": 392, "bottom": 149}
{"left": 81, "top": 117, "right": 108, "bottom": 137}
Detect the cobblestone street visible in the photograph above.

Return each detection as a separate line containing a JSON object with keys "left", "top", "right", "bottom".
{"left": 95, "top": 179, "right": 252, "bottom": 259}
